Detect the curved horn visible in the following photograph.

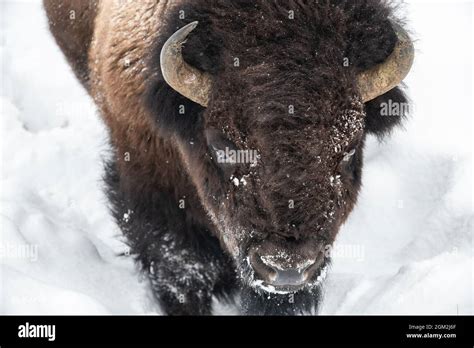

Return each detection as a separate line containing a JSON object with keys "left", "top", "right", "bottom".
{"left": 160, "top": 21, "right": 212, "bottom": 107}
{"left": 357, "top": 22, "right": 414, "bottom": 102}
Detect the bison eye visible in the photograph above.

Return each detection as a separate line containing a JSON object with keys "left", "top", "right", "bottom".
{"left": 205, "top": 129, "right": 239, "bottom": 175}
{"left": 342, "top": 148, "right": 356, "bottom": 162}
{"left": 339, "top": 148, "right": 357, "bottom": 179}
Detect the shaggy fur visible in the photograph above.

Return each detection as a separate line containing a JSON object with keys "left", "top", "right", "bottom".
{"left": 45, "top": 0, "right": 410, "bottom": 315}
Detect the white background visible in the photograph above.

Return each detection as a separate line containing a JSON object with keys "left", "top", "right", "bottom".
{"left": 1, "top": 0, "right": 472, "bottom": 314}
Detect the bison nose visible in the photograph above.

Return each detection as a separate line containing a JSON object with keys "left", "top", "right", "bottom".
{"left": 249, "top": 250, "right": 318, "bottom": 287}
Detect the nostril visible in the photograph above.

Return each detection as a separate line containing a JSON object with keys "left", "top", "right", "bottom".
{"left": 249, "top": 252, "right": 278, "bottom": 282}
{"left": 248, "top": 243, "right": 324, "bottom": 287}
{"left": 258, "top": 255, "right": 317, "bottom": 286}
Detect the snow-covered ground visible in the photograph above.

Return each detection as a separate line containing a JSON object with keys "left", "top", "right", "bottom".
{"left": 1, "top": 0, "right": 472, "bottom": 314}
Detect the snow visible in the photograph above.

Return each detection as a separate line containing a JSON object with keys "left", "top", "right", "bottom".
{"left": 1, "top": 0, "right": 472, "bottom": 315}
{"left": 231, "top": 176, "right": 240, "bottom": 187}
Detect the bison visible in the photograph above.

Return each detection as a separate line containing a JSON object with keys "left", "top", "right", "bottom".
{"left": 44, "top": 0, "right": 414, "bottom": 315}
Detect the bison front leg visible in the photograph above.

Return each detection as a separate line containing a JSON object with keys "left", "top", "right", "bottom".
{"left": 105, "top": 163, "right": 236, "bottom": 315}
{"left": 135, "top": 226, "right": 236, "bottom": 315}
{"left": 146, "top": 239, "right": 217, "bottom": 315}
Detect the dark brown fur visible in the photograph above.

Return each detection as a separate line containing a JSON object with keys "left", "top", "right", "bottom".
{"left": 45, "top": 0, "right": 410, "bottom": 315}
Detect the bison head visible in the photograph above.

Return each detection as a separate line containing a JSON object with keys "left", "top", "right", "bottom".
{"left": 147, "top": 2, "right": 413, "bottom": 310}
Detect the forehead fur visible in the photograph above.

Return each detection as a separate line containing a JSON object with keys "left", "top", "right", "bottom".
{"left": 145, "top": 0, "right": 397, "bottom": 137}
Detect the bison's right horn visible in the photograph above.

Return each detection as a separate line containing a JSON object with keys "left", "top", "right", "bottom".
{"left": 160, "top": 21, "right": 212, "bottom": 107}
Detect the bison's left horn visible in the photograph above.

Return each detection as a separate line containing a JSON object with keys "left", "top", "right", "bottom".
{"left": 160, "top": 21, "right": 211, "bottom": 107}
{"left": 357, "top": 22, "right": 415, "bottom": 102}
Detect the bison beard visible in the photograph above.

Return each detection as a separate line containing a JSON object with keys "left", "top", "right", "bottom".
{"left": 45, "top": 0, "right": 412, "bottom": 315}
{"left": 240, "top": 288, "right": 323, "bottom": 316}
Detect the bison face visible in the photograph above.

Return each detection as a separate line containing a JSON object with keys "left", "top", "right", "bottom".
{"left": 152, "top": 10, "right": 413, "bottom": 296}
{"left": 182, "top": 95, "right": 365, "bottom": 294}
{"left": 199, "top": 96, "right": 366, "bottom": 294}
{"left": 205, "top": 83, "right": 367, "bottom": 287}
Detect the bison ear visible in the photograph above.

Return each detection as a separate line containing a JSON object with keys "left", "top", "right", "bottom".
{"left": 364, "top": 86, "right": 409, "bottom": 138}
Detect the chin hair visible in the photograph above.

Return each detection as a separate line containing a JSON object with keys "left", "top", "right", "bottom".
{"left": 239, "top": 284, "right": 323, "bottom": 315}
